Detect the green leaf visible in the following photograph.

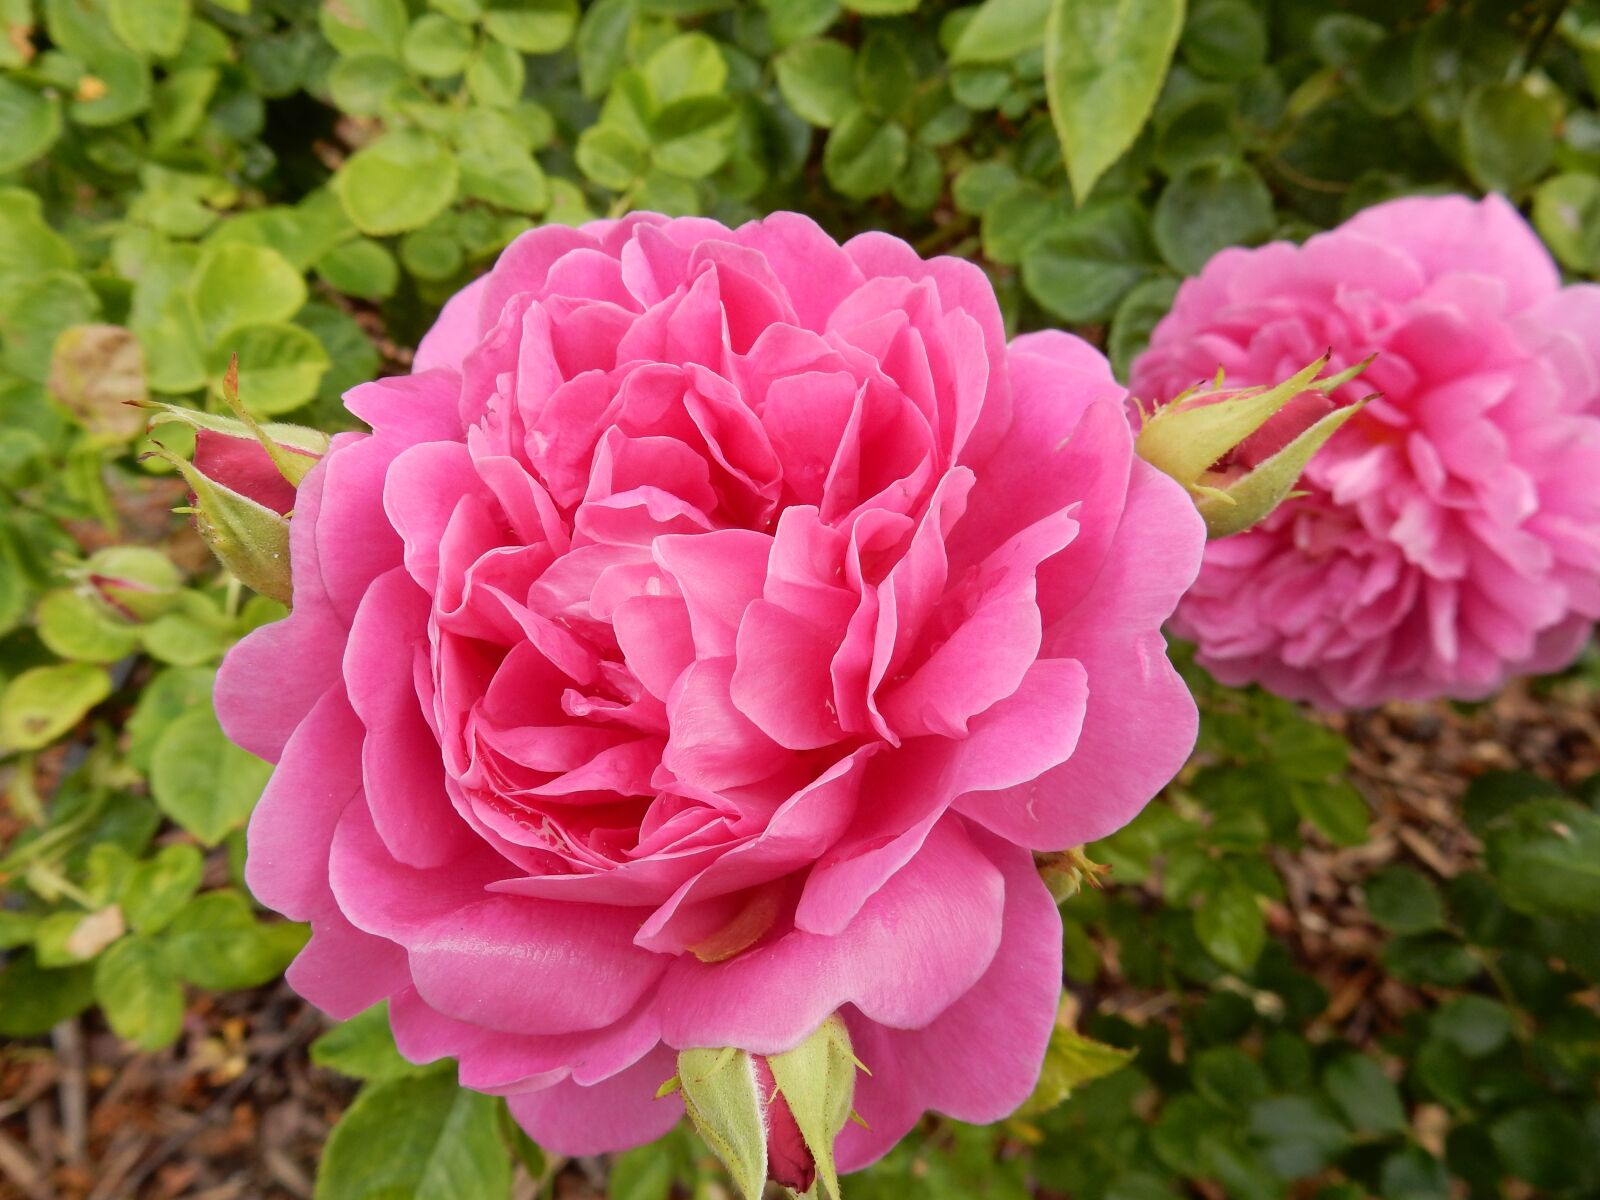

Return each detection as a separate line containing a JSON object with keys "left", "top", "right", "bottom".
{"left": 949, "top": 0, "right": 1050, "bottom": 64}
{"left": 774, "top": 39, "right": 857, "bottom": 128}
{"left": 1490, "top": 1106, "right": 1587, "bottom": 1191}
{"left": 651, "top": 95, "right": 738, "bottom": 178}
{"left": 1044, "top": 0, "right": 1184, "bottom": 202}
{"left": 824, "top": 109, "right": 909, "bottom": 199}
{"left": 0, "top": 662, "right": 112, "bottom": 751}
{"left": 122, "top": 844, "right": 204, "bottom": 935}
{"left": 35, "top": 907, "right": 125, "bottom": 967}
{"left": 190, "top": 242, "right": 307, "bottom": 346}
{"left": 1291, "top": 780, "right": 1369, "bottom": 847}
{"left": 320, "top": 0, "right": 409, "bottom": 56}
{"left": 1484, "top": 798, "right": 1600, "bottom": 917}
{"left": 1322, "top": 1054, "right": 1406, "bottom": 1135}
{"left": 1152, "top": 160, "right": 1274, "bottom": 275}
{"left": 1533, "top": 172, "right": 1600, "bottom": 274}
{"left": 108, "top": 0, "right": 190, "bottom": 58}
{"left": 404, "top": 12, "right": 474, "bottom": 77}
{"left": 1364, "top": 865, "right": 1444, "bottom": 935}
{"left": 575, "top": 0, "right": 633, "bottom": 98}
{"left": 210, "top": 322, "right": 332, "bottom": 416}
{"left": 0, "top": 188, "right": 76, "bottom": 283}
{"left": 1180, "top": 0, "right": 1264, "bottom": 81}
{"left": 0, "top": 78, "right": 62, "bottom": 174}
{"left": 1, "top": 271, "right": 102, "bottom": 384}
{"left": 643, "top": 32, "right": 725, "bottom": 104}
{"left": 467, "top": 39, "right": 526, "bottom": 107}
{"left": 1190, "top": 1045, "right": 1268, "bottom": 1112}
{"left": 1194, "top": 878, "right": 1265, "bottom": 973}
{"left": 163, "top": 890, "right": 306, "bottom": 989}
{"left": 1019, "top": 1006, "right": 1135, "bottom": 1116}
{"left": 0, "top": 952, "right": 95, "bottom": 1037}
{"left": 1247, "top": 1096, "right": 1351, "bottom": 1179}
{"left": 149, "top": 705, "right": 273, "bottom": 845}
{"left": 1429, "top": 995, "right": 1511, "bottom": 1059}
{"left": 318, "top": 237, "right": 400, "bottom": 301}
{"left": 856, "top": 31, "right": 914, "bottom": 118}
{"left": 334, "top": 130, "right": 461, "bottom": 237}
{"left": 35, "top": 588, "right": 141, "bottom": 664}
{"left": 483, "top": 0, "right": 578, "bottom": 54}
{"left": 328, "top": 52, "right": 410, "bottom": 116}
{"left": 577, "top": 123, "right": 648, "bottom": 190}
{"left": 1022, "top": 197, "right": 1159, "bottom": 322}
{"left": 311, "top": 1002, "right": 425, "bottom": 1082}
{"left": 94, "top": 935, "right": 184, "bottom": 1050}
{"left": 1110, "top": 276, "right": 1179, "bottom": 378}
{"left": 315, "top": 1069, "right": 514, "bottom": 1200}
{"left": 1461, "top": 83, "right": 1555, "bottom": 194}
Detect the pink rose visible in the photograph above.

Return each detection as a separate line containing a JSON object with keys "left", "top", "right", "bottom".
{"left": 218, "top": 213, "right": 1203, "bottom": 1168}
{"left": 1132, "top": 194, "right": 1600, "bottom": 709}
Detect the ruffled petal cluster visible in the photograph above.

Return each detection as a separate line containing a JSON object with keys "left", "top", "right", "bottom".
{"left": 219, "top": 213, "right": 1204, "bottom": 1166}
{"left": 1132, "top": 195, "right": 1600, "bottom": 708}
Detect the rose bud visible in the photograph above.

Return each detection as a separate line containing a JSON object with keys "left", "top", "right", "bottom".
{"left": 1133, "top": 354, "right": 1373, "bottom": 538}
{"left": 667, "top": 1016, "right": 861, "bottom": 1199}
{"left": 77, "top": 546, "right": 183, "bottom": 623}
{"left": 140, "top": 356, "right": 327, "bottom": 604}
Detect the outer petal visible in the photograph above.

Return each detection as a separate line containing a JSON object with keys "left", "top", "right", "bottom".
{"left": 837, "top": 827, "right": 1062, "bottom": 1171}
{"left": 506, "top": 1046, "right": 684, "bottom": 1156}
{"left": 654, "top": 816, "right": 1004, "bottom": 1054}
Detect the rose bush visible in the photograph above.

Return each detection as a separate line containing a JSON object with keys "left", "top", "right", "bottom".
{"left": 218, "top": 212, "right": 1204, "bottom": 1169}
{"left": 1132, "top": 195, "right": 1600, "bottom": 709}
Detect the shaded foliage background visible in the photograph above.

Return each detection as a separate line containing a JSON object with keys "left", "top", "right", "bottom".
{"left": 1, "top": 0, "right": 1598, "bottom": 1196}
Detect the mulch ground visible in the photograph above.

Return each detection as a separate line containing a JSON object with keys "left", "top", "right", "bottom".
{"left": 2, "top": 673, "right": 1596, "bottom": 1200}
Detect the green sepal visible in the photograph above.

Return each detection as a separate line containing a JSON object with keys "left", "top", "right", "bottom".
{"left": 145, "top": 443, "right": 292, "bottom": 604}
{"left": 765, "top": 1014, "right": 858, "bottom": 1200}
{"left": 1195, "top": 398, "right": 1369, "bottom": 538}
{"left": 677, "top": 1045, "right": 769, "bottom": 1200}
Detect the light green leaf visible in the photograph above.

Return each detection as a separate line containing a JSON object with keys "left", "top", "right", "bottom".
{"left": 108, "top": 0, "right": 190, "bottom": 58}
{"left": 1533, "top": 172, "right": 1600, "bottom": 272}
{"left": 1044, "top": 0, "right": 1185, "bottom": 202}
{"left": 163, "top": 890, "right": 306, "bottom": 989}
{"left": 95, "top": 936, "right": 184, "bottom": 1050}
{"left": 334, "top": 130, "right": 461, "bottom": 236}
{"left": 950, "top": 0, "right": 1050, "bottom": 64}
{"left": 209, "top": 322, "right": 331, "bottom": 416}
{"left": 0, "top": 662, "right": 112, "bottom": 752}
{"left": 774, "top": 39, "right": 857, "bottom": 128}
{"left": 404, "top": 12, "right": 474, "bottom": 77}
{"left": 190, "top": 242, "right": 307, "bottom": 345}
{"left": 483, "top": 0, "right": 577, "bottom": 54}
{"left": 122, "top": 844, "right": 205, "bottom": 935}
{"left": 318, "top": 237, "right": 400, "bottom": 300}
{"left": 148, "top": 705, "right": 273, "bottom": 845}
{"left": 35, "top": 589, "right": 141, "bottom": 663}
{"left": 1019, "top": 1001, "right": 1135, "bottom": 1116}
{"left": 0, "top": 78, "right": 62, "bottom": 174}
